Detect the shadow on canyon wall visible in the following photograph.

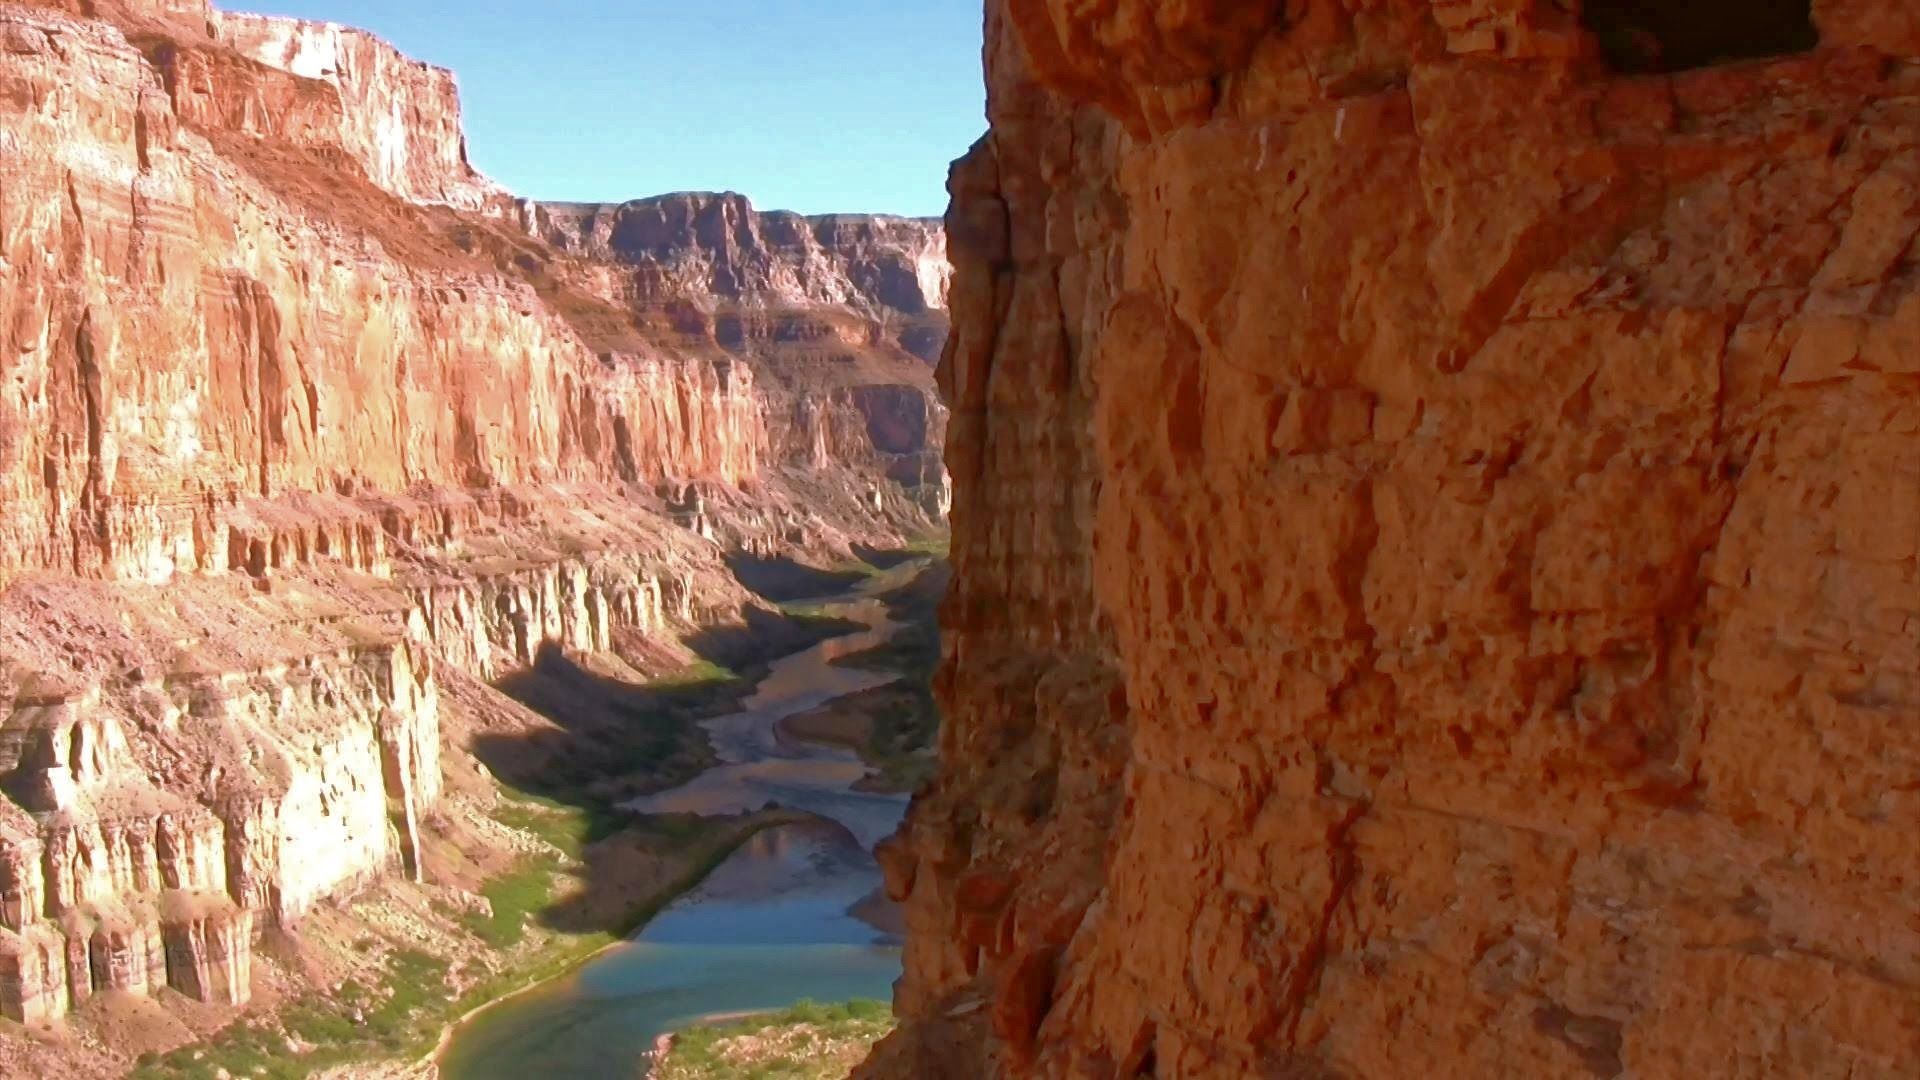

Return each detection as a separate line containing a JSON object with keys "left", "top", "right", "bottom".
{"left": 463, "top": 552, "right": 907, "bottom": 938}
{"left": 724, "top": 551, "right": 875, "bottom": 601}
{"left": 851, "top": 544, "right": 928, "bottom": 571}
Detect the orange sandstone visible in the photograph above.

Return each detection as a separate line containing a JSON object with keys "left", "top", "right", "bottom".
{"left": 0, "top": 0, "right": 946, "bottom": 1046}
{"left": 867, "top": 1, "right": 1920, "bottom": 1077}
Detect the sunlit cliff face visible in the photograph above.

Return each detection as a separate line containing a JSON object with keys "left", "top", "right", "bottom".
{"left": 863, "top": 0, "right": 1920, "bottom": 1076}
{"left": 0, "top": 0, "right": 948, "bottom": 1031}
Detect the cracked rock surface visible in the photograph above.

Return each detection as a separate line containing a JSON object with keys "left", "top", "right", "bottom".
{"left": 865, "top": 2, "right": 1920, "bottom": 1077}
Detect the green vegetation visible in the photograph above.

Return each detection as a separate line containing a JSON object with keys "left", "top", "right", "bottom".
{"left": 836, "top": 558, "right": 946, "bottom": 680}
{"left": 131, "top": 552, "right": 944, "bottom": 1080}
{"left": 777, "top": 600, "right": 839, "bottom": 620}
{"left": 898, "top": 532, "right": 950, "bottom": 559}
{"left": 804, "top": 558, "right": 946, "bottom": 791}
{"left": 864, "top": 711, "right": 940, "bottom": 791}
{"left": 494, "top": 789, "right": 611, "bottom": 857}
{"left": 129, "top": 795, "right": 809, "bottom": 1080}
{"left": 825, "top": 529, "right": 950, "bottom": 579}
{"left": 128, "top": 640, "right": 806, "bottom": 1080}
{"left": 466, "top": 862, "right": 557, "bottom": 948}
{"left": 836, "top": 619, "right": 938, "bottom": 680}
{"left": 649, "top": 658, "right": 740, "bottom": 690}
{"left": 654, "top": 999, "right": 897, "bottom": 1080}
{"left": 461, "top": 783, "right": 808, "bottom": 963}
{"left": 131, "top": 950, "right": 451, "bottom": 1080}
{"left": 458, "top": 786, "right": 633, "bottom": 947}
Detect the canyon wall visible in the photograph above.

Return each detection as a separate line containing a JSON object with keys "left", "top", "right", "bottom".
{"left": 521, "top": 193, "right": 950, "bottom": 317}
{"left": 210, "top": 10, "right": 504, "bottom": 208}
{"left": 0, "top": 0, "right": 946, "bottom": 1030}
{"left": 0, "top": 2, "right": 768, "bottom": 583}
{"left": 869, "top": 1, "right": 1920, "bottom": 1077}
{"left": 519, "top": 192, "right": 954, "bottom": 511}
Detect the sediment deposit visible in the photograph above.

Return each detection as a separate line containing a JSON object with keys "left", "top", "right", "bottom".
{"left": 868, "top": 1, "right": 1920, "bottom": 1077}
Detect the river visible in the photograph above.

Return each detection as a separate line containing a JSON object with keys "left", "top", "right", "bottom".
{"left": 436, "top": 564, "right": 924, "bottom": 1079}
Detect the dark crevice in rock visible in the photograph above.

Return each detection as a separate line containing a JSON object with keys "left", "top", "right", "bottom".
{"left": 1582, "top": 0, "right": 1817, "bottom": 73}
{"left": 1531, "top": 1002, "right": 1626, "bottom": 1077}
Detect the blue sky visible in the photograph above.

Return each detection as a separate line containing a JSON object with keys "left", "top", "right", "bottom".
{"left": 251, "top": 2, "right": 985, "bottom": 216}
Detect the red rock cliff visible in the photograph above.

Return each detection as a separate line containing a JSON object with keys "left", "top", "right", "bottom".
{"left": 522, "top": 193, "right": 949, "bottom": 316}
{"left": 869, "top": 1, "right": 1920, "bottom": 1076}
{"left": 210, "top": 10, "right": 503, "bottom": 208}
{"left": 522, "top": 191, "right": 954, "bottom": 513}
{"left": 0, "top": 0, "right": 944, "bottom": 1037}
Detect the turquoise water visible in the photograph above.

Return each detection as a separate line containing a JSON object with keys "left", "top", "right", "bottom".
{"left": 435, "top": 940, "right": 900, "bottom": 1080}
{"left": 438, "top": 572, "right": 920, "bottom": 1079}
{"left": 435, "top": 821, "right": 904, "bottom": 1079}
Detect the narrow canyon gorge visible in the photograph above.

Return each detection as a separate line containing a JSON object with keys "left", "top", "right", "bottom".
{"left": 863, "top": 0, "right": 1920, "bottom": 1077}
{"left": 5, "top": 0, "right": 1919, "bottom": 1077}
{"left": 0, "top": 0, "right": 949, "bottom": 1073}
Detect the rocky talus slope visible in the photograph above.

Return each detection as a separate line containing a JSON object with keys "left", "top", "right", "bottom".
{"left": 0, "top": 0, "right": 945, "bottom": 1050}
{"left": 866, "top": 1, "right": 1920, "bottom": 1077}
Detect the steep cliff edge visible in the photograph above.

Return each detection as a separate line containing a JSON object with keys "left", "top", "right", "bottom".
{"left": 869, "top": 1, "right": 1920, "bottom": 1077}
{"left": 518, "top": 192, "right": 953, "bottom": 513}
{"left": 522, "top": 193, "right": 948, "bottom": 319}
{"left": 0, "top": 0, "right": 946, "bottom": 1064}
{"left": 210, "top": 10, "right": 504, "bottom": 209}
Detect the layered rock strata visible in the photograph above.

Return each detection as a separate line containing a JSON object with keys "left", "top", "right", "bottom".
{"left": 870, "top": 1, "right": 1920, "bottom": 1077}
{"left": 521, "top": 193, "right": 950, "bottom": 317}
{"left": 0, "top": 632, "right": 435, "bottom": 1022}
{"left": 517, "top": 192, "right": 954, "bottom": 512}
{"left": 0, "top": 5, "right": 771, "bottom": 582}
{"left": 210, "top": 10, "right": 505, "bottom": 209}
{"left": 0, "top": 0, "right": 947, "bottom": 1033}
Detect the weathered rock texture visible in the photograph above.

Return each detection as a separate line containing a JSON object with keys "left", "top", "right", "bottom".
{"left": 210, "top": 10, "right": 504, "bottom": 208}
{"left": 0, "top": 0, "right": 947, "bottom": 1031}
{"left": 518, "top": 192, "right": 954, "bottom": 513}
{"left": 869, "top": 1, "right": 1920, "bottom": 1077}
{"left": 522, "top": 193, "right": 949, "bottom": 316}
